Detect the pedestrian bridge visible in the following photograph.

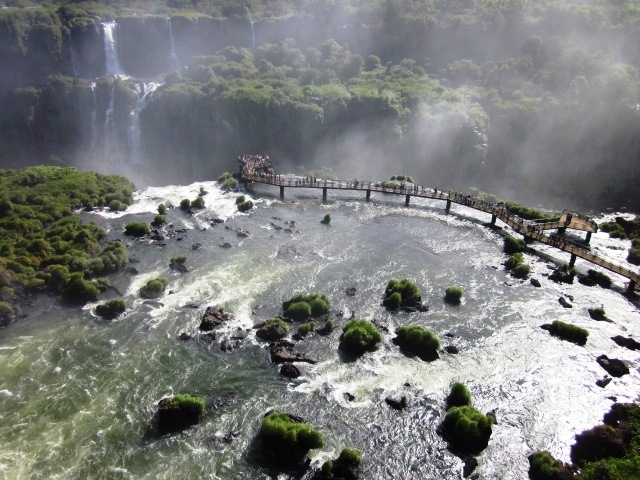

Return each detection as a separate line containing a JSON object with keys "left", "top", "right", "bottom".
{"left": 241, "top": 172, "right": 639, "bottom": 293}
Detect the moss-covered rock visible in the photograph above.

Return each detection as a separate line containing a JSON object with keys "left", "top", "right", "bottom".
{"left": 124, "top": 222, "right": 149, "bottom": 237}
{"left": 382, "top": 278, "right": 424, "bottom": 311}
{"left": 259, "top": 411, "right": 324, "bottom": 462}
{"left": 439, "top": 405, "right": 493, "bottom": 453}
{"left": 446, "top": 382, "right": 471, "bottom": 409}
{"left": 541, "top": 320, "right": 588, "bottom": 346}
{"left": 256, "top": 317, "right": 289, "bottom": 341}
{"left": 282, "top": 293, "right": 331, "bottom": 321}
{"left": 94, "top": 298, "right": 125, "bottom": 320}
{"left": 157, "top": 393, "right": 205, "bottom": 434}
{"left": 316, "top": 447, "right": 362, "bottom": 479}
{"left": 138, "top": 277, "right": 168, "bottom": 299}
{"left": 444, "top": 286, "right": 463, "bottom": 304}
{"left": 339, "top": 318, "right": 382, "bottom": 355}
{"left": 393, "top": 324, "right": 440, "bottom": 361}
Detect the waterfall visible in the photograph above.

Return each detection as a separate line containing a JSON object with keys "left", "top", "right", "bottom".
{"left": 128, "top": 82, "right": 159, "bottom": 166}
{"left": 90, "top": 83, "right": 97, "bottom": 153}
{"left": 247, "top": 11, "right": 256, "bottom": 53}
{"left": 102, "top": 21, "right": 124, "bottom": 76}
{"left": 69, "top": 33, "right": 78, "bottom": 77}
{"left": 103, "top": 84, "right": 120, "bottom": 165}
{"left": 167, "top": 18, "right": 180, "bottom": 72}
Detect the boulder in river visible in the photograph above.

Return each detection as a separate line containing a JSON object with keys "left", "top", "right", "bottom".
{"left": 199, "top": 306, "right": 233, "bottom": 331}
{"left": 157, "top": 394, "right": 205, "bottom": 434}
{"left": 269, "top": 340, "right": 317, "bottom": 364}
{"left": 611, "top": 335, "right": 640, "bottom": 351}
{"left": 596, "top": 355, "right": 629, "bottom": 377}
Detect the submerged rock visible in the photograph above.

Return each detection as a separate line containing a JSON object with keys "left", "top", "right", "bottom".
{"left": 558, "top": 296, "right": 572, "bottom": 308}
{"left": 280, "top": 362, "right": 300, "bottom": 378}
{"left": 385, "top": 396, "right": 408, "bottom": 411}
{"left": 530, "top": 278, "right": 541, "bottom": 288}
{"left": 611, "top": 335, "right": 640, "bottom": 350}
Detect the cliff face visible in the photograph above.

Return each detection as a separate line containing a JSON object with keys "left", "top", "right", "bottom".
{"left": 0, "top": 5, "right": 638, "bottom": 209}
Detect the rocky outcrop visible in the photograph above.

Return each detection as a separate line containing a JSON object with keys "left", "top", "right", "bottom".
{"left": 280, "top": 363, "right": 301, "bottom": 378}
{"left": 199, "top": 306, "right": 233, "bottom": 331}
{"left": 255, "top": 320, "right": 288, "bottom": 341}
{"left": 558, "top": 296, "right": 572, "bottom": 308}
{"left": 596, "top": 355, "right": 629, "bottom": 377}
{"left": 269, "top": 340, "right": 317, "bottom": 364}
{"left": 611, "top": 335, "right": 640, "bottom": 351}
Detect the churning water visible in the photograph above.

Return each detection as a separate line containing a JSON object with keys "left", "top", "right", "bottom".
{"left": 1, "top": 180, "right": 639, "bottom": 479}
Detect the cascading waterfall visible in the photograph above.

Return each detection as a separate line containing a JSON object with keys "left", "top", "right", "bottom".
{"left": 103, "top": 84, "right": 119, "bottom": 164}
{"left": 188, "top": 99, "right": 199, "bottom": 180}
{"left": 68, "top": 33, "right": 78, "bottom": 77}
{"left": 90, "top": 83, "right": 98, "bottom": 153}
{"left": 247, "top": 11, "right": 256, "bottom": 52}
{"left": 128, "top": 82, "right": 159, "bottom": 166}
{"left": 102, "top": 21, "right": 125, "bottom": 76}
{"left": 167, "top": 18, "right": 180, "bottom": 72}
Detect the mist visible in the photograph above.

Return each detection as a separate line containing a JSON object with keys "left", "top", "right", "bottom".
{"left": 0, "top": 0, "right": 638, "bottom": 210}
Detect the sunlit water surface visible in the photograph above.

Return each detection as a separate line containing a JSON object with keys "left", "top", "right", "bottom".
{"left": 1, "top": 181, "right": 639, "bottom": 479}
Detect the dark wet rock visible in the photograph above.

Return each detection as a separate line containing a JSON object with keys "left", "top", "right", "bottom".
{"left": 588, "top": 308, "right": 609, "bottom": 321}
{"left": 444, "top": 345, "right": 459, "bottom": 354}
{"left": 280, "top": 362, "right": 301, "bottom": 378}
{"left": 255, "top": 321, "right": 289, "bottom": 341}
{"left": 444, "top": 332, "right": 456, "bottom": 338}
{"left": 345, "top": 287, "right": 357, "bottom": 296}
{"left": 199, "top": 306, "right": 233, "bottom": 331}
{"left": 214, "top": 430, "right": 240, "bottom": 443}
{"left": 530, "top": 278, "right": 541, "bottom": 288}
{"left": 179, "top": 332, "right": 193, "bottom": 341}
{"left": 269, "top": 340, "right": 317, "bottom": 364}
{"left": 596, "top": 376, "right": 612, "bottom": 388}
{"left": 211, "top": 218, "right": 224, "bottom": 225}
{"left": 371, "top": 319, "right": 389, "bottom": 334}
{"left": 220, "top": 242, "right": 232, "bottom": 248}
{"left": 270, "top": 222, "right": 284, "bottom": 231}
{"left": 463, "top": 456, "right": 478, "bottom": 478}
{"left": 385, "top": 396, "right": 408, "bottom": 411}
{"left": 486, "top": 409, "right": 498, "bottom": 425}
{"left": 611, "top": 335, "right": 640, "bottom": 351}
{"left": 192, "top": 243, "right": 202, "bottom": 250}
{"left": 182, "top": 303, "right": 200, "bottom": 309}
{"left": 277, "top": 244, "right": 301, "bottom": 258}
{"left": 201, "top": 331, "right": 216, "bottom": 341}
{"left": 549, "top": 269, "right": 574, "bottom": 284}
{"left": 219, "top": 337, "right": 243, "bottom": 352}
{"left": 150, "top": 233, "right": 165, "bottom": 241}
{"left": 344, "top": 392, "right": 356, "bottom": 402}
{"left": 596, "top": 355, "right": 629, "bottom": 377}
{"left": 127, "top": 267, "right": 139, "bottom": 275}
{"left": 558, "top": 296, "right": 572, "bottom": 308}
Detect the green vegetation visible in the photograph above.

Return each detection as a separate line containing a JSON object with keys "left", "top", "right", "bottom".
{"left": 94, "top": 298, "right": 126, "bottom": 320}
{"left": 504, "top": 235, "right": 528, "bottom": 254}
{"left": 546, "top": 320, "right": 589, "bottom": 346}
{"left": 259, "top": 412, "right": 324, "bottom": 461}
{"left": 266, "top": 317, "right": 289, "bottom": 332}
{"left": 322, "top": 213, "right": 331, "bottom": 224}
{"left": 0, "top": 167, "right": 133, "bottom": 312}
{"left": 283, "top": 292, "right": 331, "bottom": 321}
{"left": 179, "top": 198, "right": 191, "bottom": 211}
{"left": 339, "top": 318, "right": 382, "bottom": 355}
{"left": 297, "top": 321, "right": 315, "bottom": 337}
{"left": 157, "top": 204, "right": 167, "bottom": 215}
{"left": 580, "top": 269, "right": 612, "bottom": 288}
{"left": 444, "top": 286, "right": 463, "bottom": 304}
{"left": 394, "top": 324, "right": 440, "bottom": 361}
{"left": 139, "top": 277, "right": 168, "bottom": 299}
{"left": 513, "top": 263, "right": 531, "bottom": 279}
{"left": 504, "top": 202, "right": 554, "bottom": 221}
{"left": 153, "top": 214, "right": 166, "bottom": 226}
{"left": 124, "top": 222, "right": 149, "bottom": 237}
{"left": 447, "top": 382, "right": 472, "bottom": 409}
{"left": 163, "top": 393, "right": 206, "bottom": 417}
{"left": 390, "top": 174, "right": 414, "bottom": 183}
{"left": 528, "top": 451, "right": 567, "bottom": 480}
{"left": 601, "top": 217, "right": 640, "bottom": 266}
{"left": 235, "top": 195, "right": 246, "bottom": 204}
{"left": 191, "top": 196, "right": 205, "bottom": 208}
{"left": 170, "top": 256, "right": 186, "bottom": 264}
{"left": 237, "top": 200, "right": 254, "bottom": 212}
{"left": 320, "top": 448, "right": 363, "bottom": 479}
{"left": 383, "top": 278, "right": 421, "bottom": 310}
{"left": 440, "top": 406, "right": 493, "bottom": 454}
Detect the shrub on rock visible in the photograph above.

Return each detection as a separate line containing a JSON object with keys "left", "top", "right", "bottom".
{"left": 318, "top": 447, "right": 362, "bottom": 479}
{"left": 440, "top": 405, "right": 493, "bottom": 453}
{"left": 513, "top": 263, "right": 531, "bottom": 279}
{"left": 256, "top": 317, "right": 289, "bottom": 341}
{"left": 157, "top": 203, "right": 167, "bottom": 215}
{"left": 157, "top": 393, "right": 205, "bottom": 434}
{"left": 283, "top": 293, "right": 331, "bottom": 321}
{"left": 339, "top": 318, "right": 382, "bottom": 355}
{"left": 238, "top": 200, "right": 254, "bottom": 212}
{"left": 153, "top": 214, "right": 166, "bottom": 226}
{"left": 528, "top": 451, "right": 572, "bottom": 480}
{"left": 297, "top": 321, "right": 316, "bottom": 337}
{"left": 139, "top": 277, "right": 168, "bottom": 299}
{"left": 191, "top": 196, "right": 205, "bottom": 208}
{"left": 543, "top": 320, "right": 589, "bottom": 346}
{"left": 447, "top": 382, "right": 471, "bottom": 409}
{"left": 62, "top": 273, "right": 99, "bottom": 304}
{"left": 444, "top": 286, "right": 463, "bottom": 304}
{"left": 259, "top": 411, "right": 324, "bottom": 461}
{"left": 95, "top": 299, "right": 125, "bottom": 320}
{"left": 235, "top": 195, "right": 246, "bottom": 204}
{"left": 321, "top": 213, "right": 331, "bottom": 224}
{"left": 394, "top": 324, "right": 440, "bottom": 361}
{"left": 505, "top": 252, "right": 524, "bottom": 270}
{"left": 383, "top": 278, "right": 422, "bottom": 310}
{"left": 180, "top": 198, "right": 191, "bottom": 211}
{"left": 124, "top": 222, "right": 149, "bottom": 237}
{"left": 504, "top": 234, "right": 527, "bottom": 254}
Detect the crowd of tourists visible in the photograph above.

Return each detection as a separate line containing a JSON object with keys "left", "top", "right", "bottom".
{"left": 238, "top": 154, "right": 271, "bottom": 175}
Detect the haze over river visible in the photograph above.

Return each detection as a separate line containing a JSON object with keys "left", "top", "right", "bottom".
{"left": 1, "top": 180, "right": 639, "bottom": 479}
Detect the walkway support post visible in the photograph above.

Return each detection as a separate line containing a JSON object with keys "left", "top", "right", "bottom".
{"left": 279, "top": 186, "right": 285, "bottom": 200}
{"left": 628, "top": 280, "right": 637, "bottom": 293}
{"left": 491, "top": 214, "right": 497, "bottom": 225}
{"left": 558, "top": 227, "right": 566, "bottom": 235}
{"left": 366, "top": 190, "right": 371, "bottom": 202}
{"left": 569, "top": 253, "right": 577, "bottom": 267}
{"left": 323, "top": 187, "right": 327, "bottom": 201}
{"left": 446, "top": 199, "right": 451, "bottom": 213}
{"left": 585, "top": 231, "right": 592, "bottom": 245}
{"left": 405, "top": 194, "right": 410, "bottom": 206}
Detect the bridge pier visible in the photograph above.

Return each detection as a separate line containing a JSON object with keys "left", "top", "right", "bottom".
{"left": 405, "top": 194, "right": 410, "bottom": 206}
{"left": 569, "top": 253, "right": 577, "bottom": 267}
{"left": 628, "top": 280, "right": 638, "bottom": 293}
{"left": 585, "top": 231, "right": 592, "bottom": 245}
{"left": 323, "top": 187, "right": 327, "bottom": 202}
{"left": 558, "top": 227, "right": 566, "bottom": 235}
{"left": 280, "top": 186, "right": 285, "bottom": 200}
{"left": 446, "top": 199, "right": 451, "bottom": 213}
{"left": 491, "top": 214, "right": 497, "bottom": 225}
{"left": 366, "top": 190, "right": 371, "bottom": 202}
